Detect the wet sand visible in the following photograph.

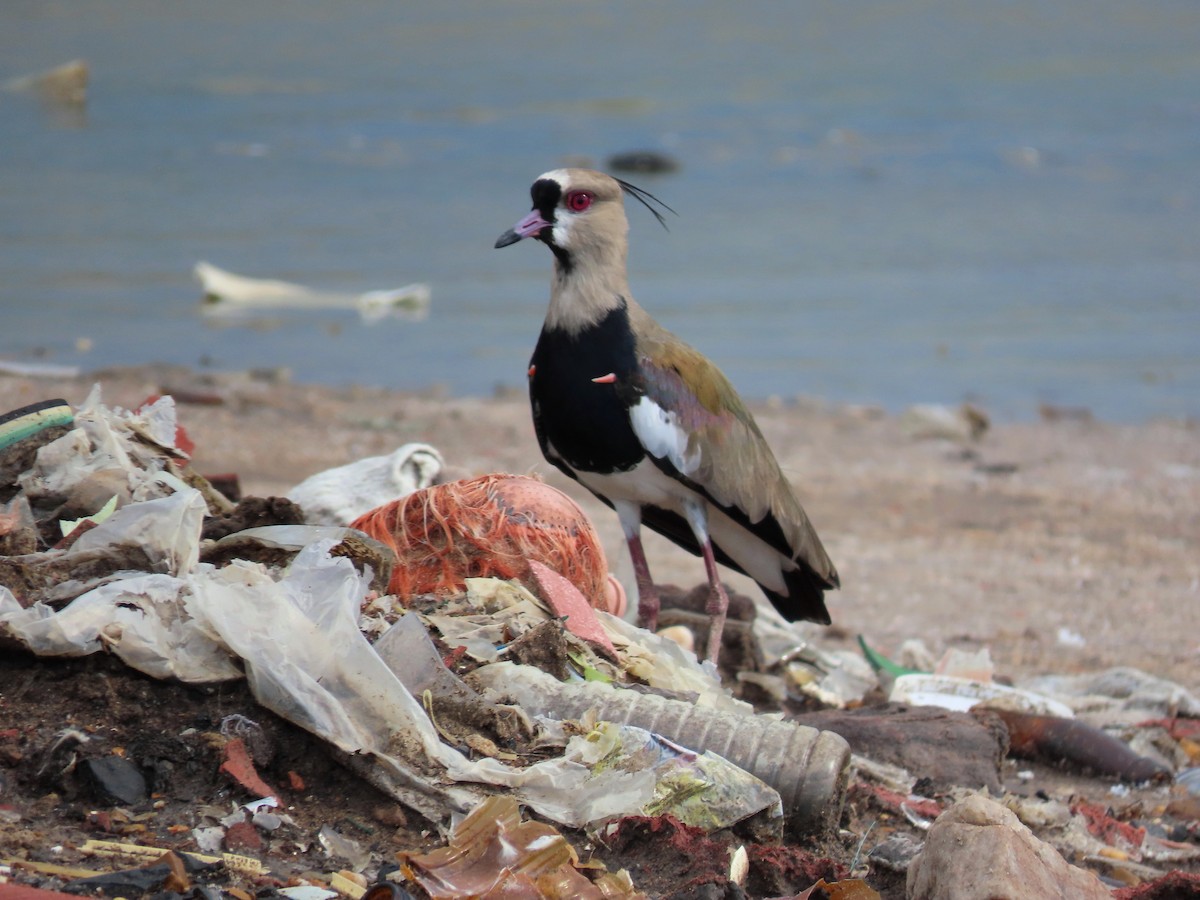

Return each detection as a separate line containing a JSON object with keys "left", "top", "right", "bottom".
{"left": 3, "top": 364, "right": 1197, "bottom": 691}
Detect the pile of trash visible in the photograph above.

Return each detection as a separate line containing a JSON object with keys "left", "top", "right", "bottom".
{"left": 1, "top": 389, "right": 1198, "bottom": 899}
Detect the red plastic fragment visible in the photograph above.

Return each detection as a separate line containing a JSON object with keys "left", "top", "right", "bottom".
{"left": 850, "top": 781, "right": 943, "bottom": 820}
{"left": 441, "top": 645, "right": 468, "bottom": 670}
{"left": 218, "top": 737, "right": 277, "bottom": 798}
{"left": 1072, "top": 799, "right": 1146, "bottom": 849}
{"left": 528, "top": 559, "right": 616, "bottom": 657}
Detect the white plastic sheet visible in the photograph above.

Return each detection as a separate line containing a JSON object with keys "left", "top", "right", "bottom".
{"left": 286, "top": 443, "right": 443, "bottom": 526}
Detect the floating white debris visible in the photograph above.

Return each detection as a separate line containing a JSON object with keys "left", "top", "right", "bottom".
{"left": 4, "top": 59, "right": 89, "bottom": 105}
{"left": 195, "top": 261, "right": 430, "bottom": 324}
{"left": 0, "top": 359, "right": 82, "bottom": 379}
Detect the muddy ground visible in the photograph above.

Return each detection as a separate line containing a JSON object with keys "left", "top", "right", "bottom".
{"left": 1, "top": 365, "right": 1198, "bottom": 898}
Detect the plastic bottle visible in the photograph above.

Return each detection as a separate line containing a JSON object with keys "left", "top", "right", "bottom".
{"left": 473, "top": 662, "right": 850, "bottom": 837}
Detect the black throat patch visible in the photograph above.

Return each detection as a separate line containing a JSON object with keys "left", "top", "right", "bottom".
{"left": 529, "top": 178, "right": 571, "bottom": 271}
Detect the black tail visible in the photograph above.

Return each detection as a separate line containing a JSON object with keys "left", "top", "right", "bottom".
{"left": 639, "top": 503, "right": 834, "bottom": 626}
{"left": 761, "top": 564, "right": 833, "bottom": 625}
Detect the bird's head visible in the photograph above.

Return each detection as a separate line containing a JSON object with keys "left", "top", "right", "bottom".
{"left": 495, "top": 168, "right": 673, "bottom": 274}
{"left": 494, "top": 168, "right": 625, "bottom": 268}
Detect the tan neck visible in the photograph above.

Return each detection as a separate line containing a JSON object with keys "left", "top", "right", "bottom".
{"left": 544, "top": 242, "right": 631, "bottom": 335}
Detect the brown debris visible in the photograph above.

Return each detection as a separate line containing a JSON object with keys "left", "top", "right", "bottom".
{"left": 995, "top": 708, "right": 1172, "bottom": 783}
{"left": 798, "top": 704, "right": 1009, "bottom": 793}
{"left": 200, "top": 495, "right": 305, "bottom": 541}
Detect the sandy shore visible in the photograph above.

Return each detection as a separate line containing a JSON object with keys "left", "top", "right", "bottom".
{"left": 3, "top": 363, "right": 1197, "bottom": 691}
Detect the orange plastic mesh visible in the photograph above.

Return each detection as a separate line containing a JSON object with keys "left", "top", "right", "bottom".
{"left": 350, "top": 473, "right": 611, "bottom": 608}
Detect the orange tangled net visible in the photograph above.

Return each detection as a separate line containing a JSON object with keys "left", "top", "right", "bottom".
{"left": 350, "top": 473, "right": 624, "bottom": 614}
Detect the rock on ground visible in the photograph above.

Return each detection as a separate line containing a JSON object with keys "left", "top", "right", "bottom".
{"left": 907, "top": 793, "right": 1111, "bottom": 900}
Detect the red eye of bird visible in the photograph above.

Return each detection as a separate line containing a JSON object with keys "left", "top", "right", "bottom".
{"left": 565, "top": 190, "right": 594, "bottom": 212}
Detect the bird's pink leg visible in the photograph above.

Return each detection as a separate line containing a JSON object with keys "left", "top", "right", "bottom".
{"left": 698, "top": 538, "right": 730, "bottom": 665}
{"left": 626, "top": 532, "right": 660, "bottom": 632}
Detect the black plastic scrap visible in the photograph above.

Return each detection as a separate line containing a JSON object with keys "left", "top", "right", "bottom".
{"left": 80, "top": 756, "right": 148, "bottom": 806}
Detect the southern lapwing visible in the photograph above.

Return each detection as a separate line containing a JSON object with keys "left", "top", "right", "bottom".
{"left": 495, "top": 168, "right": 838, "bottom": 664}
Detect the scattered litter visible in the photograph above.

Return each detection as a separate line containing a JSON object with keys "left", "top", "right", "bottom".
{"left": 729, "top": 844, "right": 749, "bottom": 885}
{"left": 0, "top": 359, "right": 83, "bottom": 379}
{"left": 397, "top": 796, "right": 640, "bottom": 899}
{"left": 858, "top": 634, "right": 924, "bottom": 679}
{"left": 2, "top": 389, "right": 1197, "bottom": 897}
{"left": 597, "top": 813, "right": 845, "bottom": 897}
{"left": 203, "top": 523, "right": 396, "bottom": 594}
{"left": 59, "top": 493, "right": 118, "bottom": 537}
{"left": 195, "top": 261, "right": 430, "bottom": 324}
{"left": 889, "top": 672, "right": 1075, "bottom": 717}
{"left": 62, "top": 849, "right": 210, "bottom": 897}
{"left": 786, "top": 643, "right": 879, "bottom": 708}
{"left": 0, "top": 398, "right": 75, "bottom": 453}
{"left": 1057, "top": 626, "right": 1088, "bottom": 647}
{"left": 1178, "top": 766, "right": 1200, "bottom": 796}
{"left": 375, "top": 609, "right": 785, "bottom": 832}
{"left": 899, "top": 402, "right": 989, "bottom": 442}
{"left": 319, "top": 825, "right": 371, "bottom": 873}
{"left": 933, "top": 646, "right": 995, "bottom": 681}
{"left": 279, "top": 887, "right": 339, "bottom": 900}
{"left": 806, "top": 705, "right": 1008, "bottom": 793}
{"left": 1019, "top": 667, "right": 1200, "bottom": 725}
{"left": 866, "top": 832, "right": 924, "bottom": 874}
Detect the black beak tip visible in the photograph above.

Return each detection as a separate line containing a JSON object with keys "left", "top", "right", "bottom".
{"left": 494, "top": 228, "right": 521, "bottom": 249}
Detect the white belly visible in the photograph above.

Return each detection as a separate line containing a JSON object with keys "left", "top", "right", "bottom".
{"left": 576, "top": 459, "right": 792, "bottom": 594}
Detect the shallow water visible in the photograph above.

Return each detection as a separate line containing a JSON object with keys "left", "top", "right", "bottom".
{"left": 2, "top": 1, "right": 1198, "bottom": 421}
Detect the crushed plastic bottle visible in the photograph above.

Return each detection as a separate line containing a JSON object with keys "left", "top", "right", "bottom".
{"left": 471, "top": 660, "right": 850, "bottom": 837}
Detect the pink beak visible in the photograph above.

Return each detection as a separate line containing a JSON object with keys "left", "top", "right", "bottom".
{"left": 495, "top": 210, "right": 552, "bottom": 248}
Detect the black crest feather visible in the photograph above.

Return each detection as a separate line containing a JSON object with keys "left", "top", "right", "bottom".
{"left": 614, "top": 178, "right": 677, "bottom": 230}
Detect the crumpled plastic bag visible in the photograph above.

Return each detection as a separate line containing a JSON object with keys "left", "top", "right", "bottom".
{"left": 1019, "top": 668, "right": 1200, "bottom": 726}
{"left": 69, "top": 473, "right": 207, "bottom": 575}
{"left": 18, "top": 387, "right": 185, "bottom": 508}
{"left": 0, "top": 481, "right": 227, "bottom": 681}
{"left": 0, "top": 574, "right": 241, "bottom": 682}
{"left": 286, "top": 443, "right": 443, "bottom": 526}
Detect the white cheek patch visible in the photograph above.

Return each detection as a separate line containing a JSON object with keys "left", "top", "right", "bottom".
{"left": 629, "top": 397, "right": 701, "bottom": 476}
{"left": 552, "top": 218, "right": 573, "bottom": 249}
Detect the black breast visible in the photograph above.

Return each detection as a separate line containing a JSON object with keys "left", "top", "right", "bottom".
{"left": 529, "top": 303, "right": 646, "bottom": 474}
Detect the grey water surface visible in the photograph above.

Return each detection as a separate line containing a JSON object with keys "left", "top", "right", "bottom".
{"left": 2, "top": 1, "right": 1197, "bottom": 421}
